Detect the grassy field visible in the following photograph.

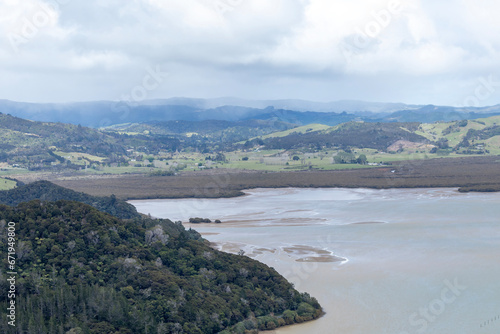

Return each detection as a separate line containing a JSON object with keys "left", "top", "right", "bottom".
{"left": 0, "top": 178, "right": 17, "bottom": 190}
{"left": 54, "top": 151, "right": 106, "bottom": 164}
{"left": 5, "top": 147, "right": 495, "bottom": 181}
{"left": 81, "top": 166, "right": 157, "bottom": 174}
{"left": 222, "top": 148, "right": 491, "bottom": 171}
{"left": 245, "top": 124, "right": 332, "bottom": 142}
{"left": 222, "top": 159, "right": 373, "bottom": 171}
{"left": 416, "top": 117, "right": 500, "bottom": 148}
{"left": 0, "top": 168, "right": 30, "bottom": 176}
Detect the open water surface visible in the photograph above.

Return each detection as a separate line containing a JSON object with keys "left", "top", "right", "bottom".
{"left": 130, "top": 188, "right": 500, "bottom": 334}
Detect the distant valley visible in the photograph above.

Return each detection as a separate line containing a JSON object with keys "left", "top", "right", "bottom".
{"left": 1, "top": 99, "right": 500, "bottom": 182}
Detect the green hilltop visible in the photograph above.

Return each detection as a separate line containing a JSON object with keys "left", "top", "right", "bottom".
{"left": 247, "top": 116, "right": 500, "bottom": 154}
{"left": 0, "top": 181, "right": 140, "bottom": 219}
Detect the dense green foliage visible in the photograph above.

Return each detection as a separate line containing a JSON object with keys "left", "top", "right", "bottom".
{"left": 0, "top": 181, "right": 139, "bottom": 219}
{"left": 0, "top": 112, "right": 292, "bottom": 167}
{"left": 0, "top": 113, "right": 181, "bottom": 166}
{"left": 112, "top": 119, "right": 293, "bottom": 137}
{"left": 108, "top": 119, "right": 296, "bottom": 153}
{"left": 464, "top": 125, "right": 500, "bottom": 141}
{"left": 189, "top": 217, "right": 222, "bottom": 224}
{"left": 0, "top": 113, "right": 126, "bottom": 163}
{"left": 0, "top": 201, "right": 322, "bottom": 333}
{"left": 442, "top": 120, "right": 468, "bottom": 136}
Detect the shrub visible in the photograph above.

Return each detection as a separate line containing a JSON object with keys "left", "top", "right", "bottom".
{"left": 297, "top": 302, "right": 316, "bottom": 317}
{"left": 189, "top": 217, "right": 212, "bottom": 224}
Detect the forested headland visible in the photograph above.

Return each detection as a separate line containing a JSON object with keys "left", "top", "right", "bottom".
{"left": 0, "top": 181, "right": 140, "bottom": 220}
{"left": 0, "top": 199, "right": 322, "bottom": 333}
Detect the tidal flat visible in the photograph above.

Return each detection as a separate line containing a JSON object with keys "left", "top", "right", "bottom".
{"left": 131, "top": 188, "right": 500, "bottom": 334}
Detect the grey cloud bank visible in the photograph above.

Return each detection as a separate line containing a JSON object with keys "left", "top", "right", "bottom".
{"left": 1, "top": 0, "right": 500, "bottom": 106}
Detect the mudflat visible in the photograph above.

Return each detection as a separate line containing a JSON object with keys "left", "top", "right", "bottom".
{"left": 131, "top": 187, "right": 500, "bottom": 334}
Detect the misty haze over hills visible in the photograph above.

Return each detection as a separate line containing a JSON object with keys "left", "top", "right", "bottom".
{"left": 1, "top": 98, "right": 500, "bottom": 128}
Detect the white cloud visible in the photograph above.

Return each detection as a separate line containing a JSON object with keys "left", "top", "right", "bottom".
{"left": 0, "top": 0, "right": 499, "bottom": 105}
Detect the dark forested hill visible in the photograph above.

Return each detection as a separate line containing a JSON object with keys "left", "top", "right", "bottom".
{"left": 0, "top": 112, "right": 182, "bottom": 166}
{"left": 0, "top": 201, "right": 322, "bottom": 333}
{"left": 0, "top": 112, "right": 291, "bottom": 167}
{"left": 107, "top": 119, "right": 296, "bottom": 145}
{"left": 0, "top": 112, "right": 127, "bottom": 155}
{"left": 109, "top": 119, "right": 294, "bottom": 135}
{"left": 381, "top": 105, "right": 500, "bottom": 123}
{"left": 0, "top": 112, "right": 127, "bottom": 166}
{"left": 248, "top": 108, "right": 361, "bottom": 126}
{"left": 0, "top": 181, "right": 139, "bottom": 219}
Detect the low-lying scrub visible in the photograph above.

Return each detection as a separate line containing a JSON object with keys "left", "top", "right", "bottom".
{"left": 53, "top": 156, "right": 500, "bottom": 199}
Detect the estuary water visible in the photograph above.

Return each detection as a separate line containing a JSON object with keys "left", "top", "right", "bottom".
{"left": 130, "top": 188, "right": 500, "bottom": 334}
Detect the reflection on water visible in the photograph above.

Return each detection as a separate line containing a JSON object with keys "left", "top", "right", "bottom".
{"left": 130, "top": 188, "right": 500, "bottom": 334}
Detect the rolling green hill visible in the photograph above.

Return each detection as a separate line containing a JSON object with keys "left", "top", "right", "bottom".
{"left": 0, "top": 112, "right": 128, "bottom": 167}
{"left": 245, "top": 124, "right": 331, "bottom": 142}
{"left": 260, "top": 121, "right": 428, "bottom": 151}
{"left": 106, "top": 119, "right": 297, "bottom": 146}
{"left": 416, "top": 116, "right": 500, "bottom": 154}
{"left": 246, "top": 116, "right": 500, "bottom": 155}
{"left": 0, "top": 113, "right": 293, "bottom": 169}
{"left": 0, "top": 112, "right": 183, "bottom": 169}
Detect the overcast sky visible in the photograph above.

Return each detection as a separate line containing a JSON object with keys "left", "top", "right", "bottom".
{"left": 1, "top": 0, "right": 500, "bottom": 106}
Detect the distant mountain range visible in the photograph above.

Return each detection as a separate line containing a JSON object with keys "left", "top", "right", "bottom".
{"left": 2, "top": 98, "right": 500, "bottom": 128}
